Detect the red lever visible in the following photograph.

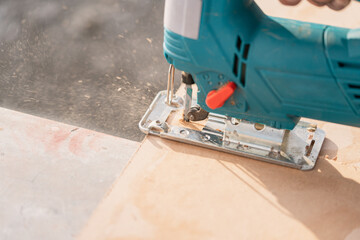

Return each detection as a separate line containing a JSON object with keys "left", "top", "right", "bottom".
{"left": 205, "top": 82, "right": 237, "bottom": 110}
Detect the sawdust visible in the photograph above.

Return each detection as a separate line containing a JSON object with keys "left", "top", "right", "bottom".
{"left": 166, "top": 109, "right": 206, "bottom": 131}
{"left": 325, "top": 154, "right": 338, "bottom": 161}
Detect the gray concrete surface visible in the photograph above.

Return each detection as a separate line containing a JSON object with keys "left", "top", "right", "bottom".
{"left": 0, "top": 0, "right": 179, "bottom": 142}
{"left": 0, "top": 107, "right": 139, "bottom": 240}
{"left": 0, "top": 1, "right": 175, "bottom": 238}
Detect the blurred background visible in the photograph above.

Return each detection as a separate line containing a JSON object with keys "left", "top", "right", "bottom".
{"left": 0, "top": 0, "right": 175, "bottom": 142}
{"left": 0, "top": 1, "right": 176, "bottom": 239}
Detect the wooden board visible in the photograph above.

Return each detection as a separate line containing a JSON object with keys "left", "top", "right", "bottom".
{"left": 78, "top": 1, "right": 360, "bottom": 239}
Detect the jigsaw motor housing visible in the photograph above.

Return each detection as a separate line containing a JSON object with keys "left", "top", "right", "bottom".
{"left": 163, "top": 0, "right": 360, "bottom": 129}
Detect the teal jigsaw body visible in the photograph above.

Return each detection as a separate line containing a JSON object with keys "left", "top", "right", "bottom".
{"left": 163, "top": 0, "right": 360, "bottom": 129}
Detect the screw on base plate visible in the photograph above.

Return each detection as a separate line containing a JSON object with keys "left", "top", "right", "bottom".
{"left": 186, "top": 105, "right": 209, "bottom": 122}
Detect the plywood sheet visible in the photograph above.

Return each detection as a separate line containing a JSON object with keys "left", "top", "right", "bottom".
{"left": 78, "top": 1, "right": 360, "bottom": 239}
{"left": 78, "top": 124, "right": 360, "bottom": 240}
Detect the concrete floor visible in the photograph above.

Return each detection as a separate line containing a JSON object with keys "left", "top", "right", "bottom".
{"left": 0, "top": 108, "right": 139, "bottom": 240}
{"left": 0, "top": 0, "right": 177, "bottom": 239}
{"left": 0, "top": 0, "right": 179, "bottom": 142}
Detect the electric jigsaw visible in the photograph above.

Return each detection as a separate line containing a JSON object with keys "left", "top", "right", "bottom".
{"left": 140, "top": 0, "right": 360, "bottom": 170}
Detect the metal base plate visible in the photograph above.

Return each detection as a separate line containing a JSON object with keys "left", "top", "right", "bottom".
{"left": 139, "top": 91, "right": 326, "bottom": 170}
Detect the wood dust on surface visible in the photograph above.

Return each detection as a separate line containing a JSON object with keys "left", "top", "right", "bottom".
{"left": 78, "top": 2, "right": 360, "bottom": 240}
